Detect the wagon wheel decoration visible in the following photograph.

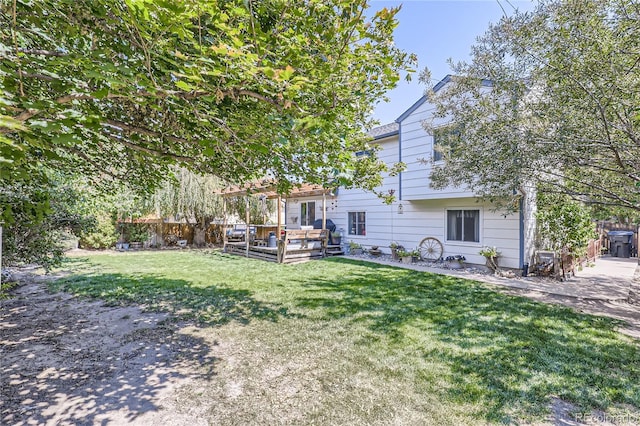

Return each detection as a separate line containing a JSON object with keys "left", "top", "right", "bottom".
{"left": 418, "top": 237, "right": 443, "bottom": 261}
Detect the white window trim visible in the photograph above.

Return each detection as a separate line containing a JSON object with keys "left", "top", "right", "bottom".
{"left": 444, "top": 207, "right": 483, "bottom": 246}
{"left": 347, "top": 211, "right": 367, "bottom": 237}
{"left": 300, "top": 201, "right": 316, "bottom": 227}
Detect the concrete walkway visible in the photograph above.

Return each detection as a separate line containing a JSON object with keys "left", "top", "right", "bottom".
{"left": 346, "top": 254, "right": 639, "bottom": 302}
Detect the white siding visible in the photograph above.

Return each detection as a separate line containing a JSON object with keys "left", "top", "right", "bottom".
{"left": 331, "top": 135, "right": 400, "bottom": 245}
{"left": 398, "top": 97, "right": 474, "bottom": 200}
{"left": 334, "top": 191, "right": 521, "bottom": 268}
{"left": 324, "top": 124, "right": 524, "bottom": 269}
{"left": 284, "top": 196, "right": 331, "bottom": 229}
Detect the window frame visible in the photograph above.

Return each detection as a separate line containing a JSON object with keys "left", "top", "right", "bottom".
{"left": 445, "top": 208, "right": 481, "bottom": 245}
{"left": 347, "top": 211, "right": 366, "bottom": 236}
{"left": 300, "top": 201, "right": 316, "bottom": 227}
{"left": 433, "top": 125, "right": 461, "bottom": 162}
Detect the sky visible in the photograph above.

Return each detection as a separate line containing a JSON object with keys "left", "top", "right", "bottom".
{"left": 367, "top": 0, "right": 535, "bottom": 124}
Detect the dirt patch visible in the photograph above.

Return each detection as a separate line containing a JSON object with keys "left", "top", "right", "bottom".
{"left": 0, "top": 273, "right": 218, "bottom": 426}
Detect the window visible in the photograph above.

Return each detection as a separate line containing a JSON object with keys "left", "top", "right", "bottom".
{"left": 348, "top": 211, "right": 366, "bottom": 236}
{"left": 446, "top": 209, "right": 479, "bottom": 242}
{"left": 433, "top": 126, "right": 461, "bottom": 161}
{"left": 301, "top": 202, "right": 315, "bottom": 227}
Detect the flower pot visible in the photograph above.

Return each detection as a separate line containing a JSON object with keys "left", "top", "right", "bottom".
{"left": 485, "top": 256, "right": 499, "bottom": 271}
{"left": 401, "top": 256, "right": 412, "bottom": 264}
{"left": 448, "top": 261, "right": 464, "bottom": 269}
{"left": 351, "top": 248, "right": 363, "bottom": 255}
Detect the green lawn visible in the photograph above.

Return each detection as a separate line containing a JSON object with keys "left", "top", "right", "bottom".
{"left": 52, "top": 250, "right": 639, "bottom": 424}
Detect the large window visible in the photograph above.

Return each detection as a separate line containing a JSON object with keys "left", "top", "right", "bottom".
{"left": 433, "top": 126, "right": 461, "bottom": 162}
{"left": 446, "top": 209, "right": 479, "bottom": 242}
{"left": 348, "top": 211, "right": 366, "bottom": 236}
{"left": 301, "top": 202, "right": 315, "bottom": 227}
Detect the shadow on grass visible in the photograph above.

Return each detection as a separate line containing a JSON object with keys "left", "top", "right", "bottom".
{"left": 300, "top": 258, "right": 640, "bottom": 422}
{"left": 2, "top": 279, "right": 220, "bottom": 425}
{"left": 50, "top": 271, "right": 293, "bottom": 326}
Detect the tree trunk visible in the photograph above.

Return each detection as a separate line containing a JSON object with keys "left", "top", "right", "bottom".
{"left": 193, "top": 223, "right": 206, "bottom": 247}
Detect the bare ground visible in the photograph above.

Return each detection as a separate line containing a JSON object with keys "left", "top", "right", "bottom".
{"left": 1, "top": 269, "right": 638, "bottom": 425}
{"left": 1, "top": 272, "right": 218, "bottom": 426}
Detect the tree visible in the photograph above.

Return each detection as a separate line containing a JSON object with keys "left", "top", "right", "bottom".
{"left": 536, "top": 192, "right": 596, "bottom": 257}
{"left": 1, "top": 0, "right": 414, "bottom": 196}
{"left": 422, "top": 0, "right": 640, "bottom": 213}
{"left": 144, "top": 167, "right": 225, "bottom": 246}
{"left": 1, "top": 172, "right": 94, "bottom": 270}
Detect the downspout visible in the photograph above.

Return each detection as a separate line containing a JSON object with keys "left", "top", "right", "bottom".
{"left": 519, "top": 196, "right": 525, "bottom": 273}
{"left": 398, "top": 122, "right": 403, "bottom": 201}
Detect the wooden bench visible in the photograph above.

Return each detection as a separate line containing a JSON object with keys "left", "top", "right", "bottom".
{"left": 277, "top": 229, "right": 328, "bottom": 263}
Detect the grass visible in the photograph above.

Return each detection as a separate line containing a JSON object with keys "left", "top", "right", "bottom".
{"left": 51, "top": 250, "right": 640, "bottom": 424}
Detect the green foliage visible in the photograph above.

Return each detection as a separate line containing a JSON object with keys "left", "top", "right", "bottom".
{"left": 479, "top": 246, "right": 500, "bottom": 258}
{"left": 124, "top": 224, "right": 150, "bottom": 243}
{"left": 1, "top": 0, "right": 415, "bottom": 197}
{"left": 226, "top": 195, "right": 275, "bottom": 225}
{"left": 536, "top": 193, "right": 596, "bottom": 257}
{"left": 424, "top": 0, "right": 640, "bottom": 214}
{"left": 1, "top": 173, "right": 93, "bottom": 270}
{"left": 79, "top": 212, "right": 118, "bottom": 249}
{"left": 396, "top": 248, "right": 419, "bottom": 258}
{"left": 145, "top": 167, "right": 223, "bottom": 223}
{"left": 348, "top": 241, "right": 362, "bottom": 250}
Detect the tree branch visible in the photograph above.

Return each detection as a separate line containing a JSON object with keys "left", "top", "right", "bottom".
{"left": 117, "top": 139, "right": 194, "bottom": 164}
{"left": 17, "top": 48, "right": 67, "bottom": 57}
{"left": 103, "top": 119, "right": 190, "bottom": 145}
{"left": 2, "top": 88, "right": 291, "bottom": 133}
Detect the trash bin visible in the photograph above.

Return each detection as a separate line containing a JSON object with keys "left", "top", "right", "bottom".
{"left": 267, "top": 232, "right": 277, "bottom": 248}
{"left": 608, "top": 231, "right": 633, "bottom": 258}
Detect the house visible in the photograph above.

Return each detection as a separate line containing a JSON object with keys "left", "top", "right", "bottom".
{"left": 285, "top": 76, "right": 536, "bottom": 270}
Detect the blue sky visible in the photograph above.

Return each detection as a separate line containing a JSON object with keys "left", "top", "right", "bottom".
{"left": 368, "top": 0, "right": 535, "bottom": 124}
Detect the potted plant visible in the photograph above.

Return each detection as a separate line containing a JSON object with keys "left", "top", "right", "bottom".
{"left": 331, "top": 231, "right": 342, "bottom": 246}
{"left": 479, "top": 246, "right": 500, "bottom": 271}
{"left": 127, "top": 225, "right": 149, "bottom": 250}
{"left": 397, "top": 248, "right": 418, "bottom": 264}
{"left": 349, "top": 241, "right": 363, "bottom": 255}
{"left": 445, "top": 255, "right": 466, "bottom": 269}
{"left": 369, "top": 245, "right": 382, "bottom": 256}
{"left": 389, "top": 242, "right": 404, "bottom": 260}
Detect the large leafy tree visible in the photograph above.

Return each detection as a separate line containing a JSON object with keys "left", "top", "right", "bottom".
{"left": 1, "top": 0, "right": 413, "bottom": 194}
{"left": 423, "top": 0, "right": 640, "bottom": 213}
{"left": 144, "top": 167, "right": 225, "bottom": 245}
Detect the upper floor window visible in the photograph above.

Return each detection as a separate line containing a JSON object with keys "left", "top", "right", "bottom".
{"left": 433, "top": 126, "right": 461, "bottom": 162}
{"left": 446, "top": 209, "right": 479, "bottom": 242}
{"left": 348, "top": 211, "right": 366, "bottom": 235}
{"left": 301, "top": 201, "right": 315, "bottom": 227}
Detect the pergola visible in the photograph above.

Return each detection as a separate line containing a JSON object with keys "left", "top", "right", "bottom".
{"left": 217, "top": 180, "right": 333, "bottom": 258}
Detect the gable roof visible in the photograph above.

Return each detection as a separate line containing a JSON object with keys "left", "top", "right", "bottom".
{"left": 368, "top": 122, "right": 399, "bottom": 140}
{"left": 395, "top": 75, "right": 493, "bottom": 123}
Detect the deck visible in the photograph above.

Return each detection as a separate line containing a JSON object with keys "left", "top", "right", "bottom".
{"left": 225, "top": 229, "right": 343, "bottom": 264}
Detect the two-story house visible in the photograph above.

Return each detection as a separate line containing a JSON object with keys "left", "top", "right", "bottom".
{"left": 285, "top": 76, "right": 536, "bottom": 270}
